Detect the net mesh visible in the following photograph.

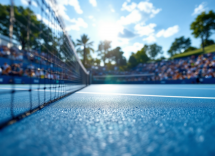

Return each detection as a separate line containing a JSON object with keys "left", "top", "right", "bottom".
{"left": 0, "top": 0, "right": 90, "bottom": 128}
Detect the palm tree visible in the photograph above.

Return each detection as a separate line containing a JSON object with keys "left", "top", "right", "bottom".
{"left": 76, "top": 34, "right": 94, "bottom": 66}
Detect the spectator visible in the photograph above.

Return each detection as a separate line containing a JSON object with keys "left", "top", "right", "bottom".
{"left": 35, "top": 68, "right": 45, "bottom": 78}
{"left": 16, "top": 53, "right": 24, "bottom": 61}
{"left": 23, "top": 69, "right": 30, "bottom": 77}
{"left": 45, "top": 70, "right": 54, "bottom": 79}
{"left": 27, "top": 64, "right": 34, "bottom": 70}
{"left": 10, "top": 64, "right": 22, "bottom": 76}
{"left": 29, "top": 69, "right": 36, "bottom": 77}
{"left": 2, "top": 62, "right": 11, "bottom": 75}
{"left": 0, "top": 46, "right": 10, "bottom": 57}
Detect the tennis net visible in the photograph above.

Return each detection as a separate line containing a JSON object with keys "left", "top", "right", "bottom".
{"left": 0, "top": 0, "right": 90, "bottom": 128}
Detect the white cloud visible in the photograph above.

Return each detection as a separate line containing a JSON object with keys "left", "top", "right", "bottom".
{"left": 123, "top": 42, "right": 144, "bottom": 58}
{"left": 143, "top": 34, "right": 156, "bottom": 43}
{"left": 48, "top": 1, "right": 87, "bottom": 31}
{"left": 89, "top": 16, "right": 94, "bottom": 19}
{"left": 36, "top": 1, "right": 88, "bottom": 32}
{"left": 192, "top": 2, "right": 206, "bottom": 15}
{"left": 36, "top": 14, "right": 61, "bottom": 30}
{"left": 88, "top": 15, "right": 96, "bottom": 21}
{"left": 137, "top": 1, "right": 161, "bottom": 18}
{"left": 57, "top": 4, "right": 73, "bottom": 22}
{"left": 92, "top": 23, "right": 96, "bottom": 27}
{"left": 134, "top": 23, "right": 156, "bottom": 36}
{"left": 32, "top": 1, "right": 38, "bottom": 7}
{"left": 121, "top": 1, "right": 137, "bottom": 12}
{"left": 112, "top": 38, "right": 129, "bottom": 48}
{"left": 89, "top": 0, "right": 97, "bottom": 7}
{"left": 109, "top": 5, "right": 115, "bottom": 12}
{"left": 68, "top": 0, "right": 83, "bottom": 14}
{"left": 66, "top": 18, "right": 88, "bottom": 31}
{"left": 21, "top": 0, "right": 28, "bottom": 5}
{"left": 21, "top": 0, "right": 37, "bottom": 7}
{"left": 156, "top": 25, "right": 179, "bottom": 38}
{"left": 118, "top": 9, "right": 142, "bottom": 25}
{"left": 119, "top": 0, "right": 161, "bottom": 25}
{"left": 57, "top": 0, "right": 83, "bottom": 14}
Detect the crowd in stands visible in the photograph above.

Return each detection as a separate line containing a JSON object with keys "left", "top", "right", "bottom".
{"left": 2, "top": 43, "right": 215, "bottom": 83}
{"left": 92, "top": 52, "right": 215, "bottom": 82}
{"left": 0, "top": 45, "right": 77, "bottom": 81}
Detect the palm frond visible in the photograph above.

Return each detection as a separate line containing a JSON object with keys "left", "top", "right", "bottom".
{"left": 76, "top": 39, "right": 82, "bottom": 43}
{"left": 88, "top": 47, "right": 95, "bottom": 52}
{"left": 76, "top": 43, "right": 83, "bottom": 46}
{"left": 87, "top": 41, "right": 94, "bottom": 46}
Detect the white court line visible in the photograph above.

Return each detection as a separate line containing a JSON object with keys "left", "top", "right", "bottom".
{"left": 77, "top": 92, "right": 215, "bottom": 100}
{"left": 146, "top": 88, "right": 215, "bottom": 90}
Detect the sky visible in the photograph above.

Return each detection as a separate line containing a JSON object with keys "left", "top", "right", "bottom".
{"left": 2, "top": 0, "right": 215, "bottom": 61}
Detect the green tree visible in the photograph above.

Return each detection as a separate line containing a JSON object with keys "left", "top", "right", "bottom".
{"left": 94, "top": 58, "right": 101, "bottom": 66}
{"left": 97, "top": 40, "right": 111, "bottom": 65}
{"left": 190, "top": 10, "right": 215, "bottom": 52}
{"left": 135, "top": 46, "right": 150, "bottom": 63}
{"left": 128, "top": 53, "right": 138, "bottom": 68}
{"left": 0, "top": 4, "right": 48, "bottom": 50}
{"left": 0, "top": 4, "right": 62, "bottom": 57}
{"left": 58, "top": 33, "right": 78, "bottom": 64}
{"left": 184, "top": 46, "right": 198, "bottom": 52}
{"left": 146, "top": 43, "right": 163, "bottom": 59}
{"left": 76, "top": 34, "right": 94, "bottom": 66}
{"left": 168, "top": 36, "right": 191, "bottom": 56}
{"left": 107, "top": 47, "right": 127, "bottom": 66}
{"left": 155, "top": 56, "right": 166, "bottom": 62}
{"left": 201, "top": 39, "right": 215, "bottom": 47}
{"left": 128, "top": 46, "right": 149, "bottom": 68}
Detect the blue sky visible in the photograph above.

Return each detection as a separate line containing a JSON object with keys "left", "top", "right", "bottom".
{"left": 2, "top": 0, "right": 215, "bottom": 61}
{"left": 57, "top": 0, "right": 215, "bottom": 60}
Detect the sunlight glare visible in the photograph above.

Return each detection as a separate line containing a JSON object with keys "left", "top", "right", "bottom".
{"left": 99, "top": 22, "right": 123, "bottom": 41}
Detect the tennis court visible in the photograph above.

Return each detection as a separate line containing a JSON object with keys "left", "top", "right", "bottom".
{"left": 1, "top": 84, "right": 215, "bottom": 156}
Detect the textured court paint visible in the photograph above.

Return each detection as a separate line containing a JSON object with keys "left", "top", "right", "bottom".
{"left": 77, "top": 92, "right": 215, "bottom": 100}
{"left": 0, "top": 85, "right": 86, "bottom": 123}
{"left": 0, "top": 85, "right": 215, "bottom": 156}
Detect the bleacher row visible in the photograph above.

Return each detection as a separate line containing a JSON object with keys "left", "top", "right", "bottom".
{"left": 0, "top": 44, "right": 80, "bottom": 84}
{"left": 92, "top": 52, "right": 215, "bottom": 83}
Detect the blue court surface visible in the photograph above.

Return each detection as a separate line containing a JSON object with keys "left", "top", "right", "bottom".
{"left": 0, "top": 84, "right": 215, "bottom": 156}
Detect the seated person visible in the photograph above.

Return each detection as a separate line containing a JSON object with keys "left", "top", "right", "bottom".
{"left": 10, "top": 52, "right": 17, "bottom": 60}
{"left": 1, "top": 46, "right": 11, "bottom": 57}
{"left": 39, "top": 68, "right": 45, "bottom": 78}
{"left": 17, "top": 64, "right": 23, "bottom": 76}
{"left": 23, "top": 69, "right": 30, "bottom": 77}
{"left": 16, "top": 53, "right": 24, "bottom": 61}
{"left": 30, "top": 69, "right": 36, "bottom": 77}
{"left": 9, "top": 64, "right": 22, "bottom": 76}
{"left": 27, "top": 63, "right": 34, "bottom": 70}
{"left": 2, "top": 62, "right": 11, "bottom": 75}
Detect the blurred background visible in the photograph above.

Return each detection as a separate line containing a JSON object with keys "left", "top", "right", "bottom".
{"left": 0, "top": 0, "right": 215, "bottom": 84}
